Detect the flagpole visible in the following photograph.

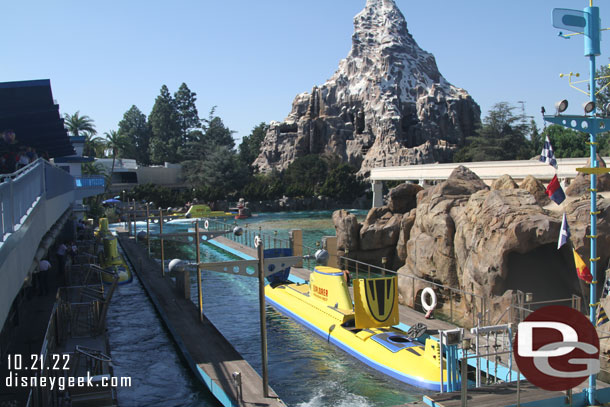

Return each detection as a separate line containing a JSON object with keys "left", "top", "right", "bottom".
{"left": 542, "top": 3, "right": 606, "bottom": 404}
{"left": 587, "top": 14, "right": 598, "bottom": 405}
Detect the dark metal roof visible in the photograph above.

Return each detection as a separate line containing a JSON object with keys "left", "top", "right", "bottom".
{"left": 0, "top": 79, "right": 75, "bottom": 157}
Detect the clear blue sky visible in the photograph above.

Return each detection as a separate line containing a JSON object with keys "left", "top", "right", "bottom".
{"left": 4, "top": 1, "right": 609, "bottom": 145}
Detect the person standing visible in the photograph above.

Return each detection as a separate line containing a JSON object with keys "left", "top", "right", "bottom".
{"left": 69, "top": 241, "right": 78, "bottom": 262}
{"left": 37, "top": 259, "right": 51, "bottom": 296}
{"left": 56, "top": 241, "right": 68, "bottom": 276}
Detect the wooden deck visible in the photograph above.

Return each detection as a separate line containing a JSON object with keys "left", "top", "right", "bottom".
{"left": 117, "top": 233, "right": 285, "bottom": 407}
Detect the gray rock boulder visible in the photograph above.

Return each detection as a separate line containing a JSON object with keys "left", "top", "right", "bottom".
{"left": 387, "top": 183, "right": 423, "bottom": 214}
{"left": 491, "top": 174, "right": 518, "bottom": 190}
{"left": 520, "top": 175, "right": 550, "bottom": 206}
{"left": 359, "top": 207, "right": 402, "bottom": 251}
{"left": 332, "top": 209, "right": 361, "bottom": 253}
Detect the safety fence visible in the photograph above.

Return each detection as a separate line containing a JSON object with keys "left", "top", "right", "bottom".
{"left": 340, "top": 256, "right": 489, "bottom": 328}
{"left": 0, "top": 160, "right": 45, "bottom": 241}
{"left": 0, "top": 159, "right": 101, "bottom": 243}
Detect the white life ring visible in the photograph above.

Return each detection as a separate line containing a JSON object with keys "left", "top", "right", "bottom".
{"left": 204, "top": 220, "right": 209, "bottom": 230}
{"left": 254, "top": 236, "right": 262, "bottom": 248}
{"left": 421, "top": 287, "right": 437, "bottom": 312}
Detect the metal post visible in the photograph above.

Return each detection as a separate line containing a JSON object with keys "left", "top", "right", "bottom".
{"left": 475, "top": 321, "right": 481, "bottom": 387}
{"left": 517, "top": 364, "right": 521, "bottom": 407}
{"left": 9, "top": 178, "right": 14, "bottom": 232}
{"left": 257, "top": 240, "right": 270, "bottom": 398}
{"left": 146, "top": 203, "right": 150, "bottom": 256}
{"left": 439, "top": 332, "right": 444, "bottom": 393}
{"left": 588, "top": 49, "right": 598, "bottom": 406}
{"left": 133, "top": 199, "right": 138, "bottom": 243}
{"left": 461, "top": 346, "right": 468, "bottom": 407}
{"left": 196, "top": 221, "right": 203, "bottom": 322}
{"left": 159, "top": 208, "right": 165, "bottom": 276}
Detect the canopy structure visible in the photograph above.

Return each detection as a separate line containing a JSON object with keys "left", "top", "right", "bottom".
{"left": 0, "top": 79, "right": 74, "bottom": 158}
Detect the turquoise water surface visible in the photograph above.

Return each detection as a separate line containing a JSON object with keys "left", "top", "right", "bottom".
{"left": 107, "top": 210, "right": 428, "bottom": 406}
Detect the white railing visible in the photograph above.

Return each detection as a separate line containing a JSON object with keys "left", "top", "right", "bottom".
{"left": 0, "top": 160, "right": 45, "bottom": 241}
{"left": 0, "top": 159, "right": 88, "bottom": 243}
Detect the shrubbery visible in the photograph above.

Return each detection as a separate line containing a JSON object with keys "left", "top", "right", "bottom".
{"left": 240, "top": 154, "right": 366, "bottom": 203}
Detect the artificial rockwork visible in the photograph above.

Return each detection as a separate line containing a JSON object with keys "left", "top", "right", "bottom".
{"left": 333, "top": 167, "right": 610, "bottom": 325}
{"left": 254, "top": 0, "right": 480, "bottom": 177}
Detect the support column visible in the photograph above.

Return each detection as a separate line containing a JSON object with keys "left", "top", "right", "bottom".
{"left": 372, "top": 180, "right": 383, "bottom": 208}
{"left": 322, "top": 236, "right": 338, "bottom": 268}
{"left": 289, "top": 229, "right": 303, "bottom": 267}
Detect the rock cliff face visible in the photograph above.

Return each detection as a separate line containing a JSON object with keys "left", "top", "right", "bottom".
{"left": 254, "top": 0, "right": 481, "bottom": 176}
{"left": 333, "top": 169, "right": 610, "bottom": 325}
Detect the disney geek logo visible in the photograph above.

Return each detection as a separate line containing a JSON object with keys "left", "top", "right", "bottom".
{"left": 513, "top": 305, "right": 600, "bottom": 391}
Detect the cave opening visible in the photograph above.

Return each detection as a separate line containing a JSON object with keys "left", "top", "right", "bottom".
{"left": 504, "top": 244, "right": 577, "bottom": 304}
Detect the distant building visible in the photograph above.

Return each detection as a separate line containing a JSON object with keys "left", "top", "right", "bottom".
{"left": 94, "top": 158, "right": 185, "bottom": 192}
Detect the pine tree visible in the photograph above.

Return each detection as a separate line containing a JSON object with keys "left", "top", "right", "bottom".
{"left": 454, "top": 102, "right": 533, "bottom": 162}
{"left": 118, "top": 105, "right": 152, "bottom": 165}
{"left": 149, "top": 85, "right": 181, "bottom": 164}
{"left": 174, "top": 83, "right": 200, "bottom": 146}
{"left": 238, "top": 122, "right": 268, "bottom": 171}
{"left": 201, "top": 107, "right": 235, "bottom": 149}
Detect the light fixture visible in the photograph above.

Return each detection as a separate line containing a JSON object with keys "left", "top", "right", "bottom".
{"left": 583, "top": 101, "right": 596, "bottom": 114}
{"left": 555, "top": 99, "right": 569, "bottom": 114}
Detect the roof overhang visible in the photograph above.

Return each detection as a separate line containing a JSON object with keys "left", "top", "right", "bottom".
{"left": 0, "top": 79, "right": 75, "bottom": 157}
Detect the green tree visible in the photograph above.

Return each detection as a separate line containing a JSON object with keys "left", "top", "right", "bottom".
{"left": 596, "top": 62, "right": 610, "bottom": 109}
{"left": 149, "top": 85, "right": 181, "bottom": 164}
{"left": 529, "top": 119, "right": 543, "bottom": 155}
{"left": 174, "top": 83, "right": 200, "bottom": 146}
{"left": 283, "top": 155, "right": 328, "bottom": 197}
{"left": 454, "top": 102, "right": 533, "bottom": 162}
{"left": 81, "top": 162, "right": 109, "bottom": 219}
{"left": 64, "top": 111, "right": 102, "bottom": 157}
{"left": 182, "top": 144, "right": 248, "bottom": 201}
{"left": 238, "top": 122, "right": 268, "bottom": 170}
{"left": 241, "top": 171, "right": 284, "bottom": 201}
{"left": 118, "top": 105, "right": 152, "bottom": 165}
{"left": 543, "top": 124, "right": 588, "bottom": 158}
{"left": 64, "top": 111, "right": 96, "bottom": 137}
{"left": 104, "top": 130, "right": 128, "bottom": 190}
{"left": 128, "top": 184, "right": 187, "bottom": 208}
{"left": 319, "top": 162, "right": 366, "bottom": 202}
{"left": 202, "top": 108, "right": 235, "bottom": 149}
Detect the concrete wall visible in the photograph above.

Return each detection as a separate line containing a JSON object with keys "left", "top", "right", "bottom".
{"left": 370, "top": 157, "right": 609, "bottom": 182}
{"left": 137, "top": 165, "right": 182, "bottom": 185}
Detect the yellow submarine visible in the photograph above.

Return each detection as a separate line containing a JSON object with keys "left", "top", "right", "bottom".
{"left": 96, "top": 218, "right": 133, "bottom": 285}
{"left": 265, "top": 266, "right": 449, "bottom": 391}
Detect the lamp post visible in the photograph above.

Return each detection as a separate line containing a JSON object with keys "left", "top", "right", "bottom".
{"left": 543, "top": 3, "right": 609, "bottom": 403}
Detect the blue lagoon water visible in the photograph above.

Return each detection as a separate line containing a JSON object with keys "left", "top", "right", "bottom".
{"left": 107, "top": 211, "right": 426, "bottom": 406}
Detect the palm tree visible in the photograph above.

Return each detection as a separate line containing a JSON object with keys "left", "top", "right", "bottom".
{"left": 104, "top": 130, "right": 128, "bottom": 190}
{"left": 64, "top": 111, "right": 96, "bottom": 137}
{"left": 83, "top": 131, "right": 106, "bottom": 158}
{"left": 64, "top": 111, "right": 100, "bottom": 156}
